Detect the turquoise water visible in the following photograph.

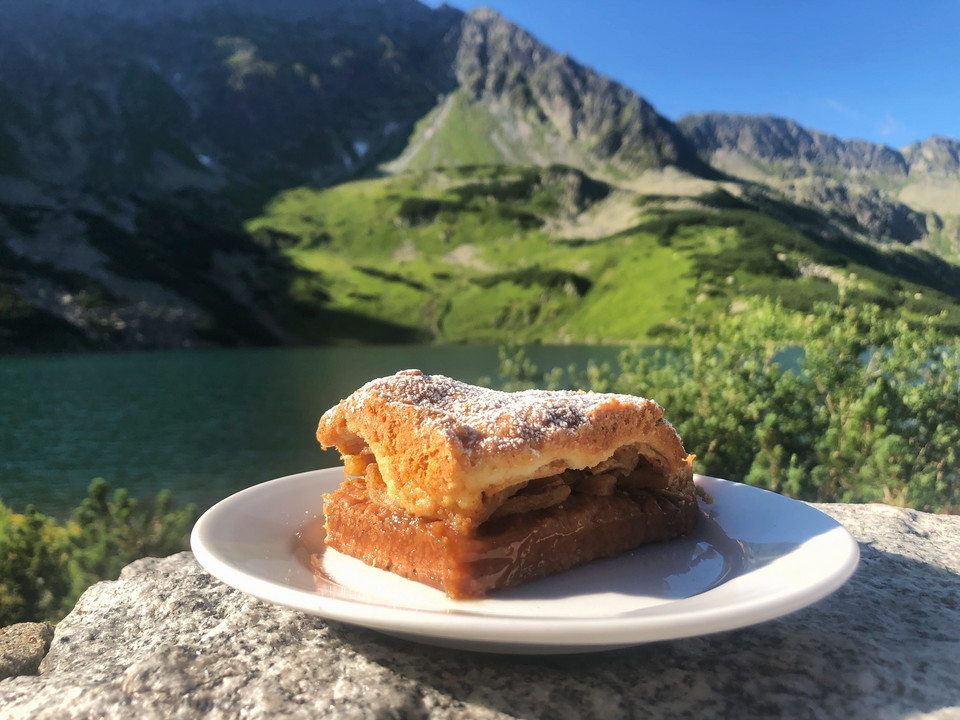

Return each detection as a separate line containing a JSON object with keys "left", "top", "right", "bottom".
{"left": 0, "top": 345, "right": 622, "bottom": 517}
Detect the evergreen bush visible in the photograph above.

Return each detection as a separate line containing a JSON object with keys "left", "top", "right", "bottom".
{"left": 0, "top": 480, "right": 195, "bottom": 626}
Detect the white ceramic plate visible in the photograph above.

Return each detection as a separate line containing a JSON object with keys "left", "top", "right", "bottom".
{"left": 191, "top": 468, "right": 859, "bottom": 654}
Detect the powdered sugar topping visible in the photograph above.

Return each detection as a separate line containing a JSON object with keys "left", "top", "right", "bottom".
{"left": 348, "top": 369, "right": 656, "bottom": 456}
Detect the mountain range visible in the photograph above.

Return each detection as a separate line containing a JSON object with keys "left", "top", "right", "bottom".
{"left": 1, "top": 0, "right": 958, "bottom": 351}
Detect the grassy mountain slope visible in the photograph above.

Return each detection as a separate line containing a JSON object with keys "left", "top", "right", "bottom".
{"left": 244, "top": 165, "right": 960, "bottom": 345}
{"left": 385, "top": 91, "right": 518, "bottom": 171}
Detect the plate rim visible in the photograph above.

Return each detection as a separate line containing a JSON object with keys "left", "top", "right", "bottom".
{"left": 191, "top": 468, "right": 860, "bottom": 651}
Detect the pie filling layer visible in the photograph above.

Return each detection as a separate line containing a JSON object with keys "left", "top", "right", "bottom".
{"left": 321, "top": 458, "right": 698, "bottom": 598}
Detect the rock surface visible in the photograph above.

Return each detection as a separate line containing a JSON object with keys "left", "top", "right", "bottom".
{"left": 1, "top": 503, "right": 959, "bottom": 719}
{"left": 0, "top": 623, "right": 54, "bottom": 681}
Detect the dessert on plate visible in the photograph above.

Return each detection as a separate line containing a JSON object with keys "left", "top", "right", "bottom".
{"left": 315, "top": 369, "right": 699, "bottom": 598}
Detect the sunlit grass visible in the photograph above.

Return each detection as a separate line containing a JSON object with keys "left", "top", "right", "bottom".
{"left": 243, "top": 164, "right": 960, "bottom": 344}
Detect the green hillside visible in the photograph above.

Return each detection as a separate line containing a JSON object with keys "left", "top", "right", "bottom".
{"left": 385, "top": 88, "right": 602, "bottom": 175}
{"left": 245, "top": 164, "right": 960, "bottom": 345}
{"left": 388, "top": 91, "right": 514, "bottom": 171}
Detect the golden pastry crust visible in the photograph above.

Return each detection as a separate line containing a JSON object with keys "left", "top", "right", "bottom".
{"left": 316, "top": 369, "right": 694, "bottom": 525}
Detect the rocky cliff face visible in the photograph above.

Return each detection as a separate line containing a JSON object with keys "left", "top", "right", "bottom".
{"left": 903, "top": 135, "right": 960, "bottom": 178}
{"left": 679, "top": 113, "right": 908, "bottom": 177}
{"left": 0, "top": 1, "right": 697, "bottom": 197}
{"left": 0, "top": 0, "right": 460, "bottom": 192}
{"left": 453, "top": 9, "right": 705, "bottom": 175}
{"left": 679, "top": 112, "right": 960, "bottom": 247}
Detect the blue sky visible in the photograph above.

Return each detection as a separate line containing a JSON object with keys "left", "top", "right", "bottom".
{"left": 426, "top": 0, "right": 960, "bottom": 149}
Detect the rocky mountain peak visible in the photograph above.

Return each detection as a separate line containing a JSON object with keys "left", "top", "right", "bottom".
{"left": 451, "top": 7, "right": 704, "bottom": 174}
{"left": 903, "top": 135, "right": 960, "bottom": 178}
{"left": 464, "top": 5, "right": 501, "bottom": 23}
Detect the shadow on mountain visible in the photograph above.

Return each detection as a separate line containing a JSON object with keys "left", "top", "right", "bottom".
{"left": 0, "top": 189, "right": 427, "bottom": 351}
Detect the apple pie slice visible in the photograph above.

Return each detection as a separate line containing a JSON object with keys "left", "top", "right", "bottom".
{"left": 315, "top": 369, "right": 699, "bottom": 598}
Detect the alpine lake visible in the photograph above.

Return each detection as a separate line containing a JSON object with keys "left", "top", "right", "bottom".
{"left": 0, "top": 344, "right": 624, "bottom": 517}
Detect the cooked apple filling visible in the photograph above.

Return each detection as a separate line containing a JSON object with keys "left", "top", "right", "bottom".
{"left": 341, "top": 441, "right": 688, "bottom": 531}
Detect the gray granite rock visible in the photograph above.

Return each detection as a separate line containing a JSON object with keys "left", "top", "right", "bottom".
{"left": 1, "top": 503, "right": 958, "bottom": 720}
{"left": 0, "top": 623, "right": 54, "bottom": 681}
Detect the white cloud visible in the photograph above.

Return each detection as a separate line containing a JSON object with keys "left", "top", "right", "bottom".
{"left": 878, "top": 112, "right": 907, "bottom": 138}
{"left": 823, "top": 98, "right": 861, "bottom": 120}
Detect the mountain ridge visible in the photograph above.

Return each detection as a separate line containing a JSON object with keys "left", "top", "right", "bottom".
{"left": 678, "top": 112, "right": 960, "bottom": 256}
{"left": 679, "top": 111, "right": 960, "bottom": 180}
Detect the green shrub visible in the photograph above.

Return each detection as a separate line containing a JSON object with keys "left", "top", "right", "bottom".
{"left": 395, "top": 197, "right": 464, "bottom": 226}
{"left": 0, "top": 504, "right": 73, "bottom": 626}
{"left": 471, "top": 267, "right": 592, "bottom": 296}
{"left": 450, "top": 169, "right": 541, "bottom": 205}
{"left": 0, "top": 479, "right": 195, "bottom": 626}
{"left": 68, "top": 478, "right": 196, "bottom": 584}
